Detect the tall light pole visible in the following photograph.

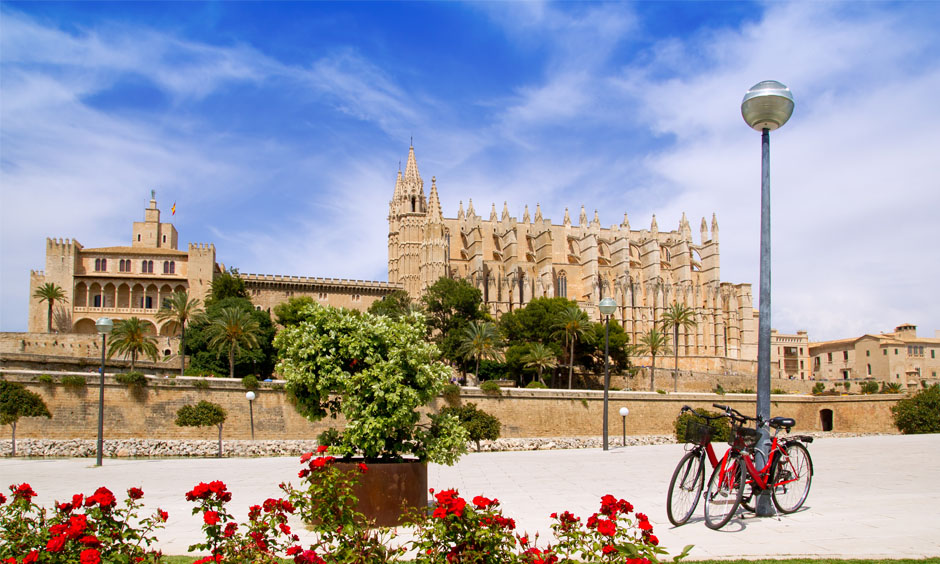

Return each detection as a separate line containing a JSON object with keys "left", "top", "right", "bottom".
{"left": 95, "top": 317, "right": 113, "bottom": 467}
{"left": 598, "top": 297, "right": 617, "bottom": 451}
{"left": 619, "top": 407, "right": 630, "bottom": 447}
{"left": 246, "top": 391, "right": 256, "bottom": 440}
{"left": 741, "top": 80, "right": 794, "bottom": 516}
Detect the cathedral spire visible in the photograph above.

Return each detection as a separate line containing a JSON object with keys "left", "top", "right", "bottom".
{"left": 700, "top": 217, "right": 709, "bottom": 243}
{"left": 651, "top": 214, "right": 659, "bottom": 235}
{"left": 711, "top": 213, "right": 719, "bottom": 243}
{"left": 523, "top": 205, "right": 530, "bottom": 224}
{"left": 428, "top": 176, "right": 442, "bottom": 221}
{"left": 535, "top": 203, "right": 543, "bottom": 223}
{"left": 467, "top": 199, "right": 476, "bottom": 217}
{"left": 592, "top": 209, "right": 600, "bottom": 227}
{"left": 457, "top": 200, "right": 465, "bottom": 220}
{"left": 621, "top": 212, "right": 630, "bottom": 230}
{"left": 489, "top": 202, "right": 498, "bottom": 222}
{"left": 579, "top": 205, "right": 587, "bottom": 226}
{"left": 501, "top": 201, "right": 510, "bottom": 222}
{"left": 563, "top": 207, "right": 571, "bottom": 226}
{"left": 402, "top": 144, "right": 423, "bottom": 197}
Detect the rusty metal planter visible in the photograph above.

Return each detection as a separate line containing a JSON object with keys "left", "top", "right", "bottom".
{"left": 335, "top": 458, "right": 428, "bottom": 527}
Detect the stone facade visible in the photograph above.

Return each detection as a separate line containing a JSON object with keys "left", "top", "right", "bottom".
{"left": 810, "top": 324, "right": 940, "bottom": 389}
{"left": 770, "top": 330, "right": 811, "bottom": 380}
{"left": 27, "top": 193, "right": 401, "bottom": 336}
{"left": 28, "top": 194, "right": 218, "bottom": 335}
{"left": 388, "top": 145, "right": 757, "bottom": 368}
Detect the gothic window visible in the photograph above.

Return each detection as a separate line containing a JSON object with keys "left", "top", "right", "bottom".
{"left": 411, "top": 197, "right": 416, "bottom": 213}
{"left": 142, "top": 260, "right": 154, "bottom": 274}
{"left": 163, "top": 261, "right": 170, "bottom": 274}
{"left": 95, "top": 258, "right": 107, "bottom": 272}
{"left": 556, "top": 271, "right": 567, "bottom": 298}
{"left": 169, "top": 261, "right": 175, "bottom": 274}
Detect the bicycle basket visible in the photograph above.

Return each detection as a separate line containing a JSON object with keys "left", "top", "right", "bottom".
{"left": 730, "top": 424, "right": 761, "bottom": 449}
{"left": 683, "top": 420, "right": 713, "bottom": 445}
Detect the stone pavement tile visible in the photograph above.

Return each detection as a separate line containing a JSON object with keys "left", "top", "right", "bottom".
{"left": 1, "top": 434, "right": 939, "bottom": 558}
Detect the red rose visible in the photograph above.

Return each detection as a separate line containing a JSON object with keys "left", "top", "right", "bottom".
{"left": 80, "top": 535, "right": 101, "bottom": 547}
{"left": 224, "top": 522, "right": 238, "bottom": 537}
{"left": 127, "top": 487, "right": 144, "bottom": 500}
{"left": 45, "top": 535, "right": 67, "bottom": 552}
{"left": 158, "top": 508, "right": 169, "bottom": 521}
{"left": 68, "top": 514, "right": 89, "bottom": 537}
{"left": 279, "top": 522, "right": 292, "bottom": 535}
{"left": 14, "top": 483, "right": 37, "bottom": 500}
{"left": 203, "top": 511, "right": 220, "bottom": 525}
{"left": 300, "top": 452, "right": 314, "bottom": 464}
{"left": 79, "top": 548, "right": 101, "bottom": 564}
{"left": 596, "top": 518, "right": 617, "bottom": 536}
{"left": 647, "top": 534, "right": 659, "bottom": 546}
{"left": 22, "top": 551, "right": 39, "bottom": 564}
{"left": 603, "top": 545, "right": 617, "bottom": 555}
{"left": 358, "top": 462, "right": 368, "bottom": 473}
{"left": 472, "top": 495, "right": 496, "bottom": 508}
{"left": 91, "top": 487, "right": 116, "bottom": 508}
{"left": 316, "top": 445, "right": 329, "bottom": 454}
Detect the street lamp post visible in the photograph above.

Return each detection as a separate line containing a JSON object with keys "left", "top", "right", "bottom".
{"left": 598, "top": 297, "right": 617, "bottom": 451}
{"left": 246, "top": 391, "right": 256, "bottom": 440}
{"left": 619, "top": 407, "right": 630, "bottom": 447}
{"left": 95, "top": 317, "right": 113, "bottom": 467}
{"left": 741, "top": 80, "right": 794, "bottom": 516}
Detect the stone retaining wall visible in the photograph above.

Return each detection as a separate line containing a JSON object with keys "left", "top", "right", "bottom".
{"left": 0, "top": 371, "right": 901, "bottom": 443}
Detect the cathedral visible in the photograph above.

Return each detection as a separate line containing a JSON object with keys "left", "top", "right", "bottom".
{"left": 388, "top": 145, "right": 757, "bottom": 366}
{"left": 27, "top": 144, "right": 758, "bottom": 369}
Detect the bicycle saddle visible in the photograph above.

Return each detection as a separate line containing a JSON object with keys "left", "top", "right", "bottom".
{"left": 768, "top": 416, "right": 796, "bottom": 429}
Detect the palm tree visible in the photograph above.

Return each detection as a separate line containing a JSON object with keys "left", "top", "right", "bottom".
{"left": 661, "top": 302, "right": 698, "bottom": 392}
{"left": 637, "top": 328, "right": 671, "bottom": 392}
{"left": 553, "top": 306, "right": 591, "bottom": 389}
{"left": 33, "top": 283, "right": 68, "bottom": 333}
{"left": 206, "top": 307, "right": 261, "bottom": 379}
{"left": 155, "top": 291, "right": 204, "bottom": 377}
{"left": 107, "top": 317, "right": 159, "bottom": 371}
{"left": 520, "top": 343, "right": 558, "bottom": 386}
{"left": 456, "top": 320, "right": 504, "bottom": 384}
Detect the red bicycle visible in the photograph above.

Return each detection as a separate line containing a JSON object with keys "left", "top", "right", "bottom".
{"left": 666, "top": 405, "right": 725, "bottom": 526}
{"left": 703, "top": 403, "right": 814, "bottom": 530}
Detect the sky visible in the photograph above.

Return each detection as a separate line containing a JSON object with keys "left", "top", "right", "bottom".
{"left": 1, "top": 1, "right": 938, "bottom": 341}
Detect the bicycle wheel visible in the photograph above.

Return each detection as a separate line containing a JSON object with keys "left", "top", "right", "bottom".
{"left": 771, "top": 441, "right": 813, "bottom": 513}
{"left": 704, "top": 454, "right": 744, "bottom": 530}
{"left": 667, "top": 451, "right": 705, "bottom": 526}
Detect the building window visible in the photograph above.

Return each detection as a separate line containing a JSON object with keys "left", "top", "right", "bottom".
{"left": 163, "top": 261, "right": 175, "bottom": 274}
{"left": 800, "top": 360, "right": 804, "bottom": 369}
{"left": 94, "top": 258, "right": 107, "bottom": 272}
{"left": 867, "top": 364, "right": 871, "bottom": 375}
{"left": 119, "top": 259, "right": 131, "bottom": 272}
{"left": 162, "top": 235, "right": 166, "bottom": 243}
{"left": 145, "top": 296, "right": 153, "bottom": 309}
{"left": 933, "top": 350, "right": 936, "bottom": 359}
{"left": 93, "top": 294, "right": 101, "bottom": 307}
{"left": 137, "top": 234, "right": 141, "bottom": 242}
{"left": 866, "top": 350, "right": 870, "bottom": 357}
{"left": 843, "top": 350, "right": 849, "bottom": 361}
{"left": 842, "top": 370, "right": 849, "bottom": 380}
{"left": 556, "top": 272, "right": 567, "bottom": 298}
{"left": 827, "top": 352, "right": 832, "bottom": 362}
{"left": 895, "top": 348, "right": 899, "bottom": 355}
{"left": 883, "top": 349, "right": 887, "bottom": 356}
{"left": 142, "top": 260, "right": 153, "bottom": 273}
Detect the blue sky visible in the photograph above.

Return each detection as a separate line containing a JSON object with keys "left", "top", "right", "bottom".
{"left": 2, "top": 1, "right": 938, "bottom": 341}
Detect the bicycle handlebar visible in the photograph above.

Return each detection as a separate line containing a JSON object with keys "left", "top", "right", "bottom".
{"left": 712, "top": 403, "right": 763, "bottom": 425}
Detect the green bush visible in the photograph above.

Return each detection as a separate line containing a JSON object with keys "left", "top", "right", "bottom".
{"left": 713, "top": 383, "right": 726, "bottom": 395}
{"left": 175, "top": 400, "right": 227, "bottom": 457}
{"left": 480, "top": 380, "right": 502, "bottom": 396}
{"left": 525, "top": 381, "right": 548, "bottom": 389}
{"left": 891, "top": 384, "right": 940, "bottom": 434}
{"left": 115, "top": 371, "right": 148, "bottom": 388}
{"left": 317, "top": 427, "right": 341, "bottom": 447}
{"left": 193, "top": 378, "right": 210, "bottom": 390}
{"left": 242, "top": 374, "right": 259, "bottom": 390}
{"left": 812, "top": 382, "right": 826, "bottom": 395}
{"left": 37, "top": 374, "right": 54, "bottom": 384}
{"left": 860, "top": 381, "right": 879, "bottom": 394}
{"left": 674, "top": 409, "right": 731, "bottom": 444}
{"left": 61, "top": 375, "right": 86, "bottom": 389}
{"left": 843, "top": 382, "right": 851, "bottom": 392}
{"left": 442, "top": 383, "right": 461, "bottom": 406}
{"left": 656, "top": 389, "right": 667, "bottom": 395}
{"left": 881, "top": 382, "right": 902, "bottom": 393}
{"left": 771, "top": 388, "right": 787, "bottom": 395}
{"left": 440, "top": 403, "right": 501, "bottom": 452}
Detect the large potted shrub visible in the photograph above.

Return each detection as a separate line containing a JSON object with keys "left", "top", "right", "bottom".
{"left": 274, "top": 304, "right": 468, "bottom": 525}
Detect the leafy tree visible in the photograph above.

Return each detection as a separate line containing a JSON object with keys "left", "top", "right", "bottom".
{"left": 520, "top": 342, "right": 558, "bottom": 386}
{"left": 206, "top": 307, "right": 262, "bottom": 379}
{"left": 456, "top": 321, "right": 504, "bottom": 383}
{"left": 33, "top": 282, "right": 68, "bottom": 333}
{"left": 273, "top": 296, "right": 315, "bottom": 327}
{"left": 205, "top": 268, "right": 249, "bottom": 306}
{"left": 552, "top": 306, "right": 591, "bottom": 389}
{"left": 175, "top": 400, "right": 227, "bottom": 457}
{"left": 186, "top": 297, "right": 277, "bottom": 378}
{"left": 421, "top": 277, "right": 490, "bottom": 367}
{"left": 367, "top": 290, "right": 417, "bottom": 320}
{"left": 499, "top": 297, "right": 577, "bottom": 346}
{"left": 891, "top": 384, "right": 940, "bottom": 434}
{"left": 661, "top": 303, "right": 697, "bottom": 392}
{"left": 636, "top": 328, "right": 671, "bottom": 392}
{"left": 275, "top": 304, "right": 468, "bottom": 464}
{"left": 440, "top": 403, "right": 501, "bottom": 452}
{"left": 155, "top": 291, "right": 203, "bottom": 377}
{"left": 107, "top": 317, "right": 158, "bottom": 372}
{"left": 0, "top": 380, "right": 52, "bottom": 456}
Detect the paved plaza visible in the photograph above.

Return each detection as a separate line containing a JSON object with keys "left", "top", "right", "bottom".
{"left": 2, "top": 434, "right": 938, "bottom": 559}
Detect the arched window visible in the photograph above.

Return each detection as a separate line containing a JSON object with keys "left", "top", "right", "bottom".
{"left": 163, "top": 261, "right": 170, "bottom": 274}
{"left": 169, "top": 261, "right": 175, "bottom": 274}
{"left": 95, "top": 258, "right": 102, "bottom": 272}
{"left": 101, "top": 258, "right": 107, "bottom": 271}
{"left": 142, "top": 260, "right": 153, "bottom": 274}
{"left": 556, "top": 271, "right": 567, "bottom": 298}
